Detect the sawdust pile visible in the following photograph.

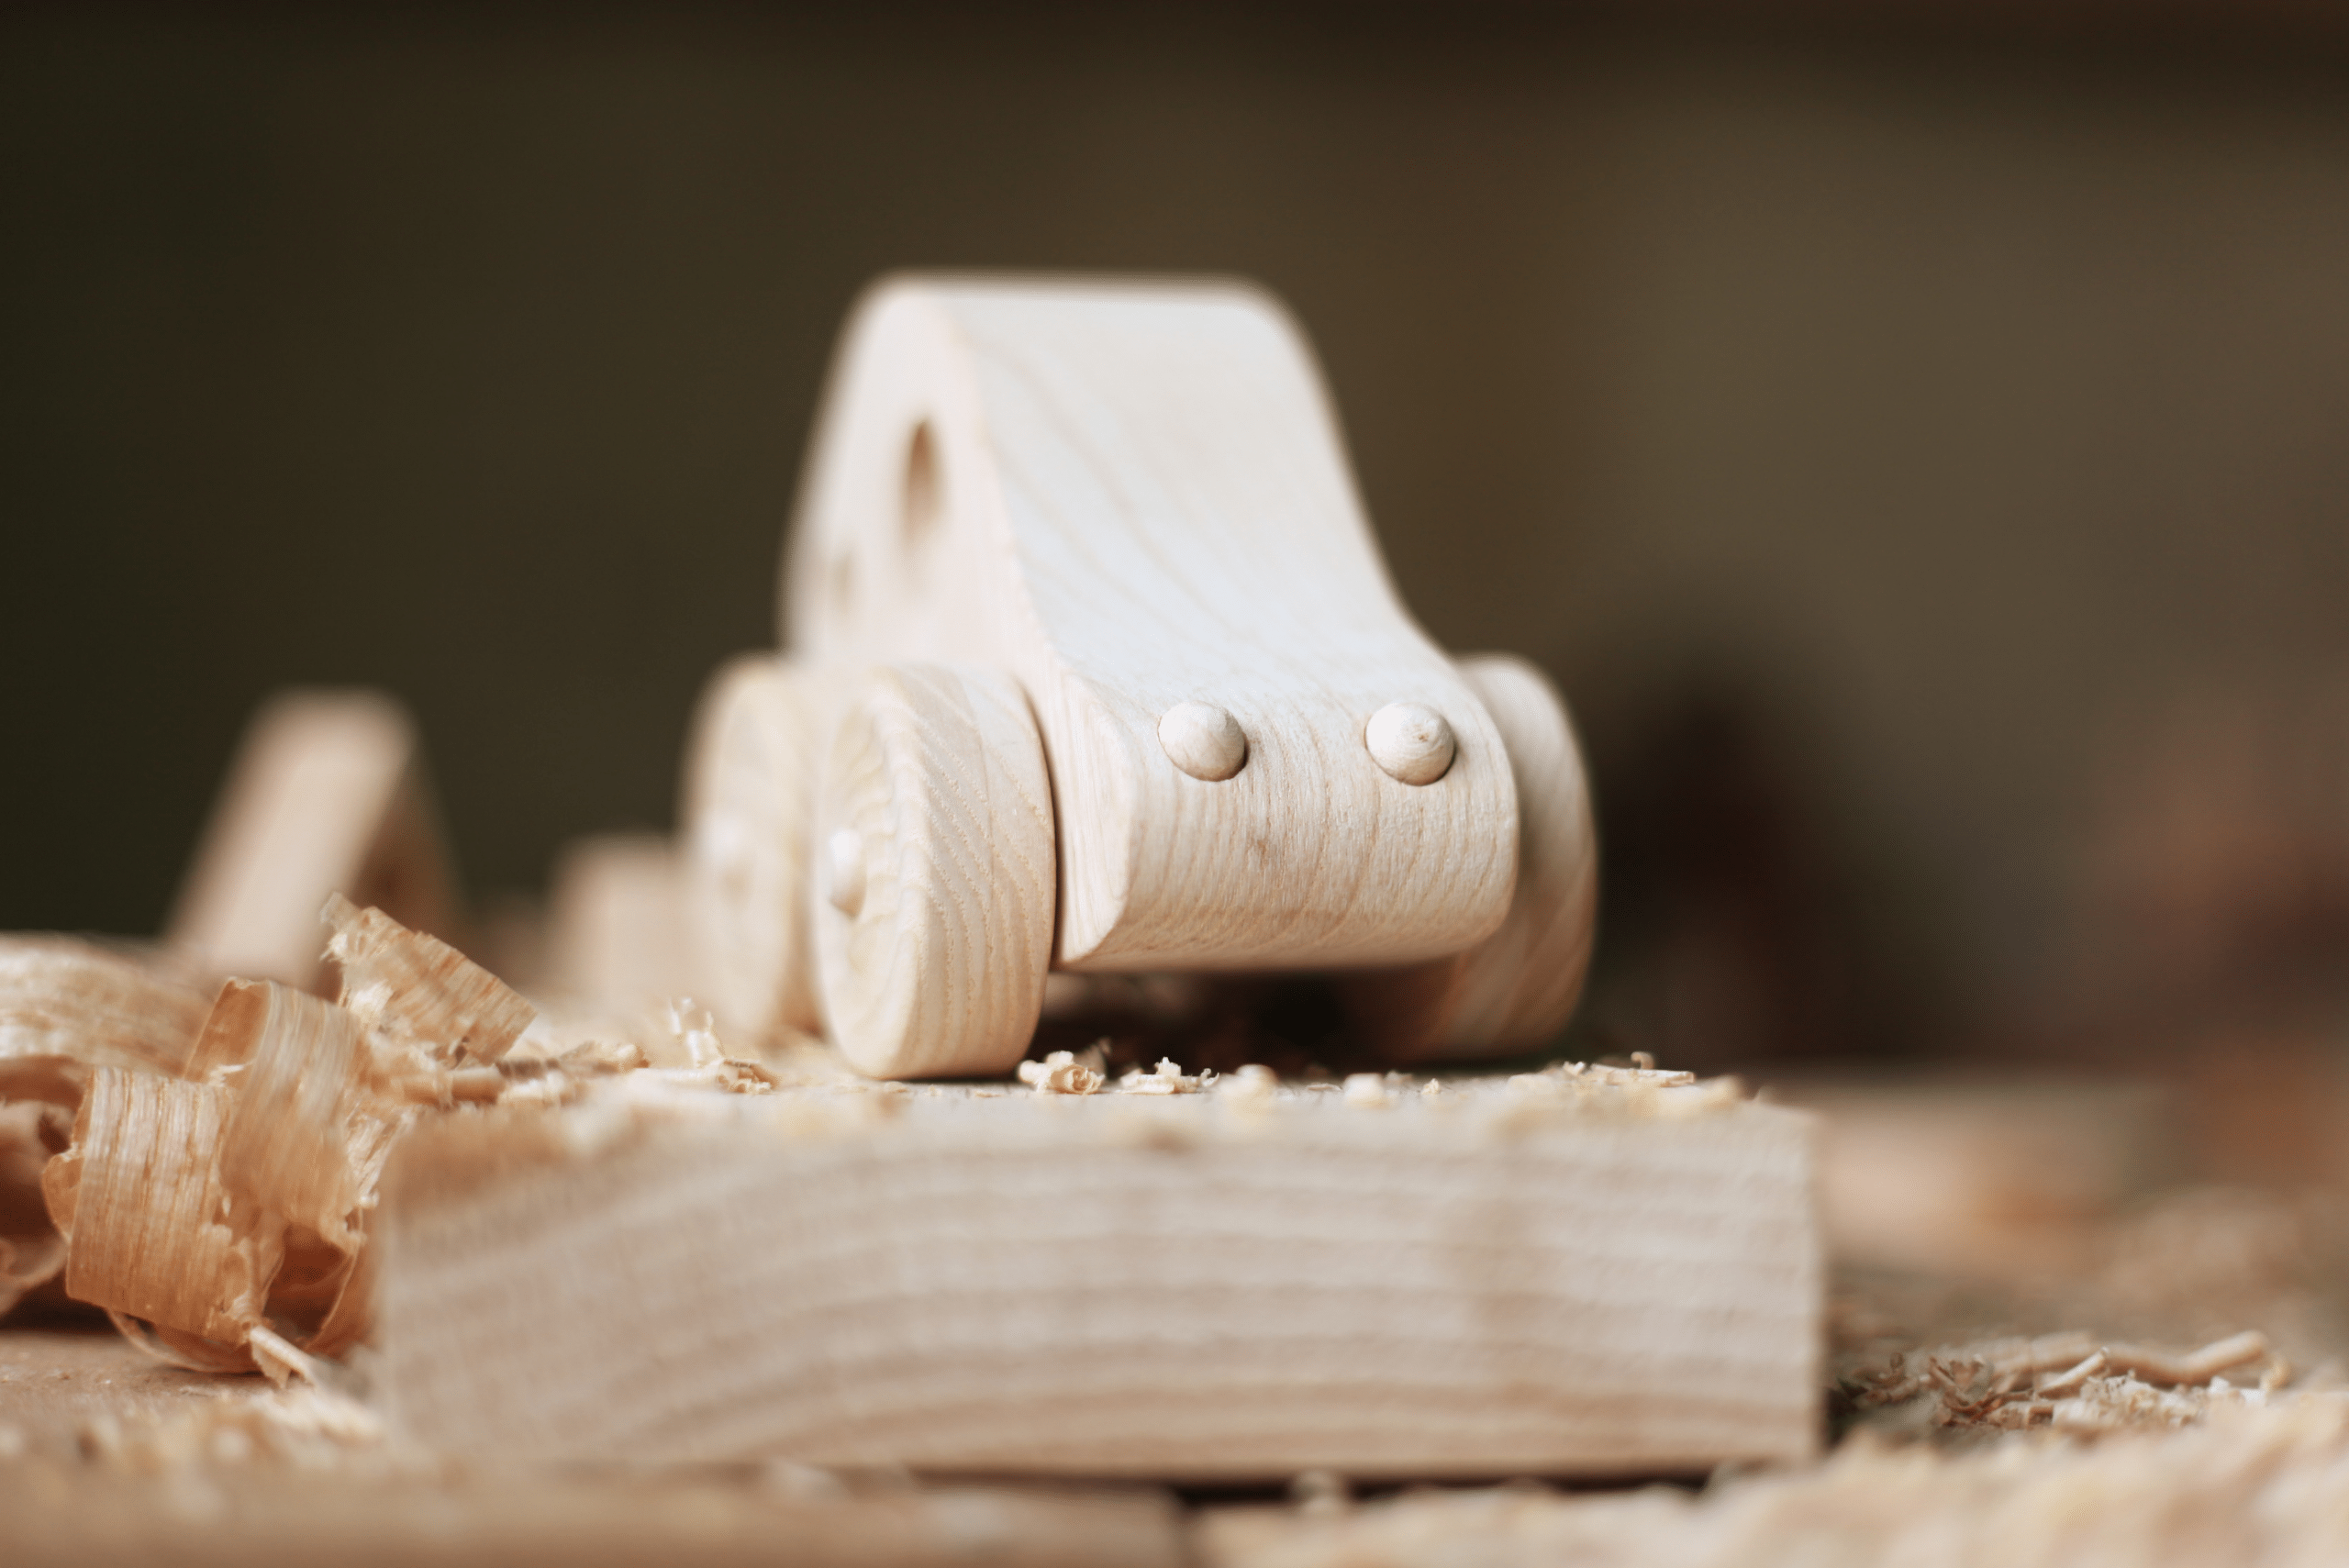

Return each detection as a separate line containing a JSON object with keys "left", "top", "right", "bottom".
{"left": 1200, "top": 1395, "right": 2349, "bottom": 1568}
{"left": 1839, "top": 1328, "right": 2291, "bottom": 1437}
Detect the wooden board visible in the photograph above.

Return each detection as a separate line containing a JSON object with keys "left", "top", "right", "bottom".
{"left": 373, "top": 1073, "right": 1819, "bottom": 1479}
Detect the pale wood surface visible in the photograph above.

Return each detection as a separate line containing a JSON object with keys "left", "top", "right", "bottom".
{"left": 374, "top": 1074, "right": 1818, "bottom": 1478}
{"left": 0, "top": 1332, "right": 1185, "bottom": 1568}
{"left": 785, "top": 277, "right": 1522, "bottom": 975}
{"left": 1340, "top": 656, "right": 1599, "bottom": 1062}
{"left": 813, "top": 663, "right": 1056, "bottom": 1077}
{"left": 4, "top": 1465, "right": 1184, "bottom": 1568}
{"left": 166, "top": 691, "right": 458, "bottom": 992}
{"left": 681, "top": 654, "right": 828, "bottom": 1042}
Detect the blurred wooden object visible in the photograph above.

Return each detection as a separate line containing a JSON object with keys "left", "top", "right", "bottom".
{"left": 375, "top": 1078, "right": 1817, "bottom": 1478}
{"left": 1773, "top": 1074, "right": 2171, "bottom": 1281}
{"left": 545, "top": 833, "right": 695, "bottom": 1015}
{"left": 167, "top": 691, "right": 459, "bottom": 991}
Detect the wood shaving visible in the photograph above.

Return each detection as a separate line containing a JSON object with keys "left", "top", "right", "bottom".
{"left": 0, "top": 939, "right": 210, "bottom": 1075}
{"left": 1219, "top": 1064, "right": 1280, "bottom": 1103}
{"left": 0, "top": 1099, "right": 70, "bottom": 1315}
{"left": 323, "top": 893, "right": 535, "bottom": 1063}
{"left": 21, "top": 901, "right": 574, "bottom": 1373}
{"left": 212, "top": 982, "right": 375, "bottom": 1253}
{"left": 0, "top": 940, "right": 211, "bottom": 1310}
{"left": 1019, "top": 1048, "right": 1106, "bottom": 1095}
{"left": 554, "top": 1039, "right": 650, "bottom": 1077}
{"left": 1119, "top": 1058, "right": 1213, "bottom": 1095}
{"left": 44, "top": 1069, "right": 276, "bottom": 1346}
{"left": 1842, "top": 1329, "right": 2283, "bottom": 1436}
{"left": 1510, "top": 1059, "right": 1699, "bottom": 1093}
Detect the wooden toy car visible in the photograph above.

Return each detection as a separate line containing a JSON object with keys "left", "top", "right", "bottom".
{"left": 684, "top": 275, "right": 1597, "bottom": 1078}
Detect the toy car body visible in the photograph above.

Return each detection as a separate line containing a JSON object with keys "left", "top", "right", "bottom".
{"left": 686, "top": 276, "right": 1596, "bottom": 1078}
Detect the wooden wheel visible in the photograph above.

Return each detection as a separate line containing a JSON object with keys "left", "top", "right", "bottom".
{"left": 680, "top": 655, "right": 828, "bottom": 1043}
{"left": 1341, "top": 655, "right": 1598, "bottom": 1063}
{"left": 814, "top": 663, "right": 1056, "bottom": 1078}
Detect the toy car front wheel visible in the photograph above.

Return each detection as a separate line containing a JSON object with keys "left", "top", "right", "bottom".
{"left": 813, "top": 663, "right": 1056, "bottom": 1078}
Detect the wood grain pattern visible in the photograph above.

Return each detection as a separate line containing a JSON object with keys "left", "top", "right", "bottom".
{"left": 813, "top": 663, "right": 1055, "bottom": 1077}
{"left": 785, "top": 278, "right": 1520, "bottom": 975}
{"left": 168, "top": 690, "right": 459, "bottom": 992}
{"left": 681, "top": 654, "right": 828, "bottom": 1043}
{"left": 375, "top": 1078, "right": 1819, "bottom": 1478}
{"left": 1340, "top": 657, "right": 1599, "bottom": 1062}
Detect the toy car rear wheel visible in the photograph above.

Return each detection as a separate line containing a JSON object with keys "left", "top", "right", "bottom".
{"left": 681, "top": 654, "right": 829, "bottom": 1044}
{"left": 1339, "top": 654, "right": 1598, "bottom": 1062}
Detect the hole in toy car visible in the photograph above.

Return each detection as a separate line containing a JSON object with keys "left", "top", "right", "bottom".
{"left": 826, "top": 550, "right": 854, "bottom": 617}
{"left": 903, "top": 420, "right": 943, "bottom": 551}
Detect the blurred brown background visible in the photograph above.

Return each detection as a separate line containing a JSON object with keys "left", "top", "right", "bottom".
{"left": 8, "top": 2, "right": 2349, "bottom": 1091}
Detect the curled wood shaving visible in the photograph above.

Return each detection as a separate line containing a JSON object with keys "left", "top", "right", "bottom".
{"left": 1019, "top": 1048, "right": 1106, "bottom": 1095}
{"left": 212, "top": 981, "right": 375, "bottom": 1254}
{"left": 1847, "top": 1329, "right": 2283, "bottom": 1436}
{"left": 0, "top": 941, "right": 211, "bottom": 1314}
{"left": 0, "top": 1099, "right": 71, "bottom": 1314}
{"left": 0, "top": 925, "right": 774, "bottom": 1338}
{"left": 323, "top": 892, "right": 535, "bottom": 1063}
{"left": 43, "top": 1068, "right": 277, "bottom": 1344}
